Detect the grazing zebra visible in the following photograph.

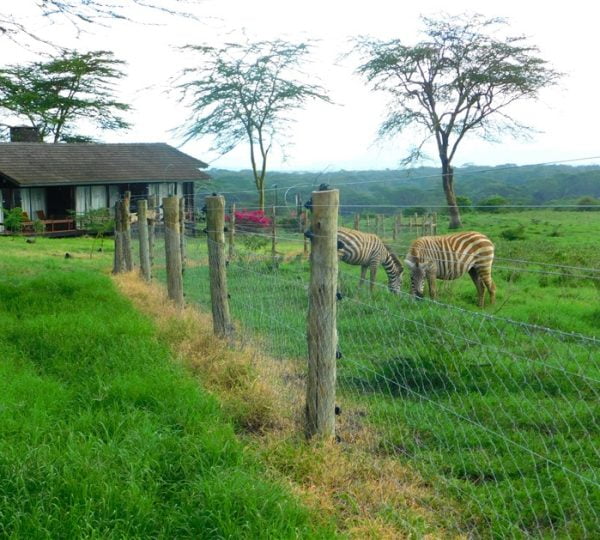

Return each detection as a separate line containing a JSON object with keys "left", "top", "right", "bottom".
{"left": 337, "top": 227, "right": 403, "bottom": 294}
{"left": 404, "top": 231, "right": 496, "bottom": 307}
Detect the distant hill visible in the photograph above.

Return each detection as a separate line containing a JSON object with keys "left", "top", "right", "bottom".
{"left": 197, "top": 164, "right": 600, "bottom": 212}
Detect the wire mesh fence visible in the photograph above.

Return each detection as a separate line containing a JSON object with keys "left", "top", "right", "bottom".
{"left": 122, "top": 193, "right": 599, "bottom": 538}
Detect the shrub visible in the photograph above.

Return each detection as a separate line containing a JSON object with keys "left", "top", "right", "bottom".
{"left": 576, "top": 196, "right": 600, "bottom": 211}
{"left": 227, "top": 209, "right": 272, "bottom": 232}
{"left": 239, "top": 233, "right": 269, "bottom": 252}
{"left": 477, "top": 195, "right": 509, "bottom": 213}
{"left": 456, "top": 195, "right": 474, "bottom": 213}
{"left": 3, "top": 207, "right": 24, "bottom": 232}
{"left": 500, "top": 224, "right": 526, "bottom": 241}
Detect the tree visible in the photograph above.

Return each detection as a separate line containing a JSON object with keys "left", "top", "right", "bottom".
{"left": 176, "top": 39, "right": 332, "bottom": 210}
{"left": 353, "top": 14, "right": 562, "bottom": 228}
{"left": 1, "top": 1, "right": 201, "bottom": 47}
{"left": 0, "top": 50, "right": 130, "bottom": 142}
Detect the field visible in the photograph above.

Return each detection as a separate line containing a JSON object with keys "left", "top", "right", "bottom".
{"left": 167, "top": 209, "right": 600, "bottom": 538}
{"left": 0, "top": 237, "right": 335, "bottom": 538}
{"left": 2, "top": 207, "right": 598, "bottom": 538}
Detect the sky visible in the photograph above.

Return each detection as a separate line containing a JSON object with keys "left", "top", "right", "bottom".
{"left": 3, "top": 0, "right": 600, "bottom": 172}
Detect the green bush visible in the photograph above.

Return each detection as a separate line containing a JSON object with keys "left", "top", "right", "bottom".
{"left": 576, "top": 196, "right": 600, "bottom": 211}
{"left": 500, "top": 224, "right": 526, "bottom": 241}
{"left": 477, "top": 195, "right": 509, "bottom": 213}
{"left": 456, "top": 195, "right": 474, "bottom": 213}
{"left": 3, "top": 207, "right": 24, "bottom": 232}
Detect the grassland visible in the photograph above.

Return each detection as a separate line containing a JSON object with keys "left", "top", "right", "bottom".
{"left": 0, "top": 237, "right": 335, "bottom": 538}
{"left": 173, "top": 209, "right": 600, "bottom": 538}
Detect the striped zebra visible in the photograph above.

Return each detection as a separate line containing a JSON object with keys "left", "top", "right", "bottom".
{"left": 337, "top": 227, "right": 403, "bottom": 294}
{"left": 404, "top": 231, "right": 496, "bottom": 307}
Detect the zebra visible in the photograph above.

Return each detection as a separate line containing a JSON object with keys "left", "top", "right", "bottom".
{"left": 337, "top": 227, "right": 403, "bottom": 294}
{"left": 404, "top": 231, "right": 496, "bottom": 307}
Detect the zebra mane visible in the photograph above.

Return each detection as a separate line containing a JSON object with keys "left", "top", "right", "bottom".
{"left": 384, "top": 245, "right": 403, "bottom": 270}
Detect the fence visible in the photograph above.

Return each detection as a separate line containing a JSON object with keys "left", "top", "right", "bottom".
{"left": 114, "top": 191, "right": 600, "bottom": 538}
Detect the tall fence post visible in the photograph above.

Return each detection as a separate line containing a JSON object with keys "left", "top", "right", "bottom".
{"left": 303, "top": 209, "right": 309, "bottom": 258}
{"left": 271, "top": 205, "right": 277, "bottom": 265}
{"left": 206, "top": 195, "right": 232, "bottom": 338}
{"left": 393, "top": 214, "right": 399, "bottom": 241}
{"left": 179, "top": 196, "right": 186, "bottom": 273}
{"left": 354, "top": 212, "right": 360, "bottom": 230}
{"left": 296, "top": 194, "right": 303, "bottom": 233}
{"left": 163, "top": 196, "right": 184, "bottom": 308}
{"left": 123, "top": 191, "right": 133, "bottom": 271}
{"left": 112, "top": 200, "right": 124, "bottom": 274}
{"left": 138, "top": 200, "right": 151, "bottom": 282}
{"left": 306, "top": 188, "right": 339, "bottom": 440}
{"left": 147, "top": 194, "right": 157, "bottom": 269}
{"left": 432, "top": 212, "right": 438, "bottom": 235}
{"left": 228, "top": 202, "right": 236, "bottom": 259}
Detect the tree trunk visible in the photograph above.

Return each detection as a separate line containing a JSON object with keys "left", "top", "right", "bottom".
{"left": 442, "top": 162, "right": 462, "bottom": 229}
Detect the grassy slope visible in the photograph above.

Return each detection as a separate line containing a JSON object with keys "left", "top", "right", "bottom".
{"left": 176, "top": 210, "right": 600, "bottom": 538}
{"left": 0, "top": 237, "right": 334, "bottom": 539}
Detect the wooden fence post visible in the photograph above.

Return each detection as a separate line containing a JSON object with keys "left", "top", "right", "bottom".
{"left": 123, "top": 191, "right": 133, "bottom": 271}
{"left": 354, "top": 212, "right": 360, "bottom": 230}
{"left": 112, "top": 200, "right": 124, "bottom": 274}
{"left": 393, "top": 214, "right": 399, "bottom": 241}
{"left": 147, "top": 194, "right": 157, "bottom": 269}
{"left": 179, "top": 196, "right": 186, "bottom": 273}
{"left": 137, "top": 200, "right": 151, "bottom": 282}
{"left": 228, "top": 202, "right": 236, "bottom": 259}
{"left": 432, "top": 212, "right": 438, "bottom": 235}
{"left": 271, "top": 205, "right": 277, "bottom": 265}
{"left": 163, "top": 196, "right": 184, "bottom": 308}
{"left": 206, "top": 195, "right": 232, "bottom": 338}
{"left": 296, "top": 194, "right": 303, "bottom": 233}
{"left": 303, "top": 209, "right": 309, "bottom": 258}
{"left": 306, "top": 188, "right": 339, "bottom": 440}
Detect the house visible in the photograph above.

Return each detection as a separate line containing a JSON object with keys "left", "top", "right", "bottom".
{"left": 0, "top": 134, "right": 210, "bottom": 233}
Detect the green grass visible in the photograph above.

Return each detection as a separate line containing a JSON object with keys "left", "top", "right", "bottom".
{"left": 0, "top": 238, "right": 335, "bottom": 539}
{"left": 175, "top": 210, "right": 600, "bottom": 538}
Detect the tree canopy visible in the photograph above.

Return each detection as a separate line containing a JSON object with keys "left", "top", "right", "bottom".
{"left": 353, "top": 13, "right": 562, "bottom": 228}
{"left": 0, "top": 50, "right": 131, "bottom": 143}
{"left": 1, "top": 1, "right": 201, "bottom": 47}
{"left": 176, "top": 39, "right": 332, "bottom": 210}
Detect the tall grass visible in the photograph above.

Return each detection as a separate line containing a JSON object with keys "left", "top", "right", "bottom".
{"left": 0, "top": 243, "right": 335, "bottom": 538}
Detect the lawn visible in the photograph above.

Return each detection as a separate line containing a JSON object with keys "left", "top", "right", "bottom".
{"left": 0, "top": 237, "right": 335, "bottom": 539}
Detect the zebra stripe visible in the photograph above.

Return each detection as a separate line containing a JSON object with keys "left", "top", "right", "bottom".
{"left": 337, "top": 227, "right": 403, "bottom": 294}
{"left": 405, "top": 231, "right": 496, "bottom": 307}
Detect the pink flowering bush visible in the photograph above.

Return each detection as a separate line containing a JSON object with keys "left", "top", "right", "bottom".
{"left": 226, "top": 209, "right": 272, "bottom": 232}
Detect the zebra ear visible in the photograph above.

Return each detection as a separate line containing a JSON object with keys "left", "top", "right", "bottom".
{"left": 404, "top": 259, "right": 416, "bottom": 270}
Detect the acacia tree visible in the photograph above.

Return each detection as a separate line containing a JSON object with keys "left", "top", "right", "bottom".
{"left": 1, "top": 1, "right": 201, "bottom": 47}
{"left": 0, "top": 50, "right": 130, "bottom": 142}
{"left": 176, "top": 39, "right": 332, "bottom": 210}
{"left": 353, "top": 14, "right": 562, "bottom": 228}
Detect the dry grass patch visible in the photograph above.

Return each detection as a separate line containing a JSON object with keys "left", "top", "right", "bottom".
{"left": 114, "top": 272, "right": 464, "bottom": 539}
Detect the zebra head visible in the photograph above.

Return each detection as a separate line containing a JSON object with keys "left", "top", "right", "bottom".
{"left": 404, "top": 258, "right": 427, "bottom": 299}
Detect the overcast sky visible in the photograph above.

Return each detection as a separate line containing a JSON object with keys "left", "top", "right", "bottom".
{"left": 4, "top": 0, "right": 600, "bottom": 171}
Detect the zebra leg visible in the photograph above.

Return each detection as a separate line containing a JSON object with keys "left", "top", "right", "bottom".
{"left": 483, "top": 275, "right": 496, "bottom": 305}
{"left": 359, "top": 265, "right": 368, "bottom": 288}
{"left": 369, "top": 263, "right": 378, "bottom": 293}
{"left": 469, "top": 268, "right": 486, "bottom": 307}
{"left": 427, "top": 271, "right": 437, "bottom": 299}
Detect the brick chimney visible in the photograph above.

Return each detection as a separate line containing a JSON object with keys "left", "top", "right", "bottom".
{"left": 10, "top": 126, "right": 42, "bottom": 142}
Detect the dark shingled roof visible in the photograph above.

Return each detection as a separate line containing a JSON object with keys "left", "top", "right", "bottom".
{"left": 0, "top": 142, "right": 210, "bottom": 187}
